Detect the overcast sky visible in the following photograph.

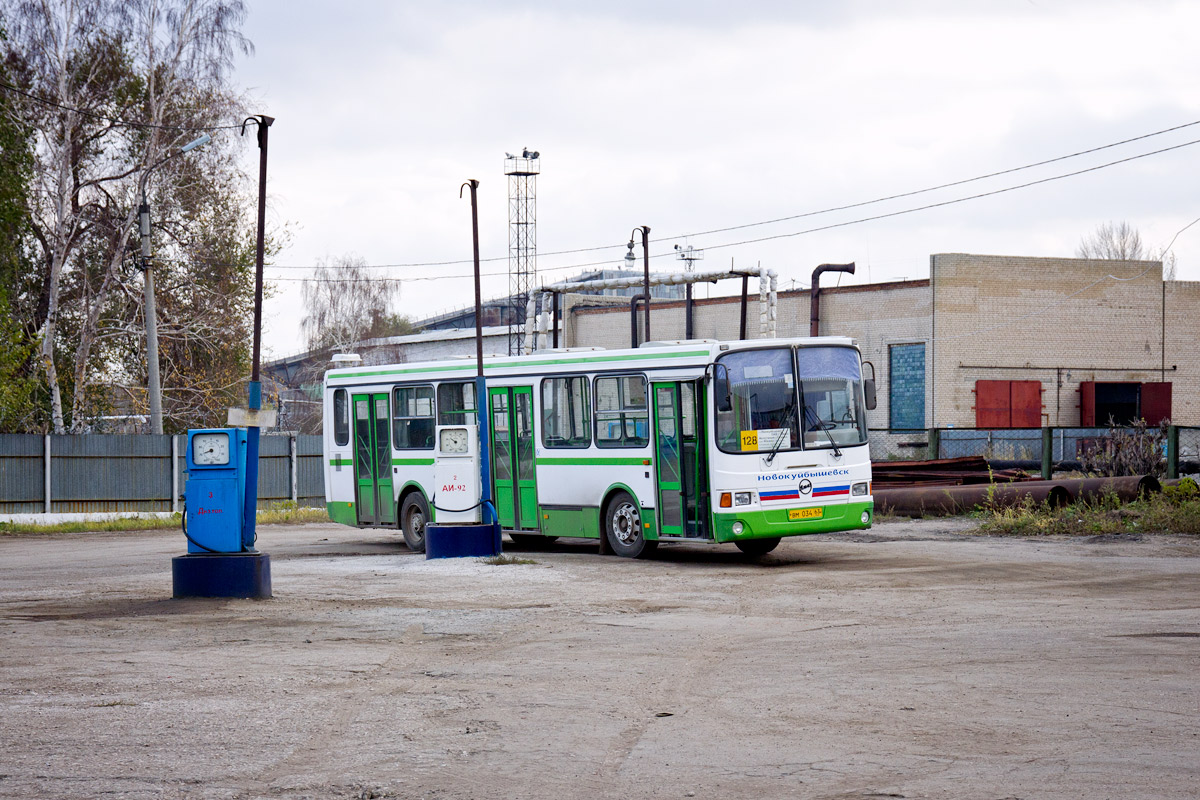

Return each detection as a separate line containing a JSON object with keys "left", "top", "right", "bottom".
{"left": 232, "top": 0, "right": 1200, "bottom": 359}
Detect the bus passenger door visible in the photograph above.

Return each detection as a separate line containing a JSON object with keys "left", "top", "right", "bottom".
{"left": 513, "top": 386, "right": 538, "bottom": 529}
{"left": 653, "top": 381, "right": 708, "bottom": 539}
{"left": 489, "top": 388, "right": 516, "bottom": 528}
{"left": 353, "top": 392, "right": 395, "bottom": 526}
{"left": 653, "top": 383, "right": 686, "bottom": 537}
{"left": 488, "top": 386, "right": 539, "bottom": 530}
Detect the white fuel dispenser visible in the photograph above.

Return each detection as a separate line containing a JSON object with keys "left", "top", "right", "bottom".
{"left": 431, "top": 424, "right": 482, "bottom": 524}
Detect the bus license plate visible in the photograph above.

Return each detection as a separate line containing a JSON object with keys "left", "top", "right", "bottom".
{"left": 788, "top": 508, "right": 823, "bottom": 520}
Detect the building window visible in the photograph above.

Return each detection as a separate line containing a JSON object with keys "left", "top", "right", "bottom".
{"left": 888, "top": 343, "right": 925, "bottom": 430}
{"left": 594, "top": 375, "right": 649, "bottom": 448}
{"left": 541, "top": 376, "right": 590, "bottom": 448}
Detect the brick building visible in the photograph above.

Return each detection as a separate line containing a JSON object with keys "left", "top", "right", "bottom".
{"left": 565, "top": 253, "right": 1200, "bottom": 428}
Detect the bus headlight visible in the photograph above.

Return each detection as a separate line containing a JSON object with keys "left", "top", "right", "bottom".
{"left": 861, "top": 510, "right": 871, "bottom": 525}
{"left": 852, "top": 482, "right": 869, "bottom": 496}
{"left": 731, "top": 521, "right": 744, "bottom": 535}
{"left": 734, "top": 492, "right": 753, "bottom": 506}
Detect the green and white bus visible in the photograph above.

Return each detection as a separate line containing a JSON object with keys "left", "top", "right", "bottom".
{"left": 322, "top": 336, "right": 875, "bottom": 558}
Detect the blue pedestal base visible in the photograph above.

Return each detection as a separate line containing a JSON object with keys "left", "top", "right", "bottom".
{"left": 172, "top": 552, "right": 272, "bottom": 599}
{"left": 425, "top": 523, "right": 502, "bottom": 559}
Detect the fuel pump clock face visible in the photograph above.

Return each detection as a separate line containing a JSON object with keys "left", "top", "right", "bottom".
{"left": 193, "top": 432, "right": 231, "bottom": 465}
{"left": 439, "top": 427, "right": 470, "bottom": 454}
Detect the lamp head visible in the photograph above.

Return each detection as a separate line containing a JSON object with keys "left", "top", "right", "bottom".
{"left": 181, "top": 133, "right": 211, "bottom": 153}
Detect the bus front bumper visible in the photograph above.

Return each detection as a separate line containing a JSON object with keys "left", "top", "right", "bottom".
{"left": 713, "top": 500, "right": 873, "bottom": 542}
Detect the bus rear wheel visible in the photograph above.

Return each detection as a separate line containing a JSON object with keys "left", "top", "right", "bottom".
{"left": 605, "top": 492, "right": 657, "bottom": 559}
{"left": 401, "top": 494, "right": 429, "bottom": 553}
{"left": 735, "top": 537, "right": 781, "bottom": 557}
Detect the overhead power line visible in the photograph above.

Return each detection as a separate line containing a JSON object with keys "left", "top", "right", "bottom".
{"left": 259, "top": 132, "right": 1200, "bottom": 283}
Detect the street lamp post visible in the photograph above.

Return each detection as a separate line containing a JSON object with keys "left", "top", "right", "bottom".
{"left": 628, "top": 226, "right": 650, "bottom": 343}
{"left": 138, "top": 133, "right": 211, "bottom": 435}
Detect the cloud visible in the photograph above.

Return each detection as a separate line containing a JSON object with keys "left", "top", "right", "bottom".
{"left": 237, "top": 0, "right": 1200, "bottom": 358}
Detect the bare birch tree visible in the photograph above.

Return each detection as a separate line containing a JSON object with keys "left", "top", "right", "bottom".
{"left": 5, "top": 0, "right": 252, "bottom": 432}
{"left": 1076, "top": 220, "right": 1177, "bottom": 279}
{"left": 1076, "top": 221, "right": 1146, "bottom": 260}
{"left": 301, "top": 255, "right": 409, "bottom": 353}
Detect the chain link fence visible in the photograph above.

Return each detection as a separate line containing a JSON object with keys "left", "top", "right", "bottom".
{"left": 1178, "top": 426, "right": 1200, "bottom": 477}
{"left": 868, "top": 429, "right": 933, "bottom": 462}
{"left": 870, "top": 426, "right": 1199, "bottom": 478}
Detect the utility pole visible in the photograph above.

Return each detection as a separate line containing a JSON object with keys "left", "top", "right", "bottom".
{"left": 139, "top": 198, "right": 163, "bottom": 435}
{"left": 137, "top": 133, "right": 211, "bottom": 435}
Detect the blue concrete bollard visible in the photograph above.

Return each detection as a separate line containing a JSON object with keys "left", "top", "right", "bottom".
{"left": 425, "top": 523, "right": 502, "bottom": 559}
{"left": 172, "top": 552, "right": 272, "bottom": 598}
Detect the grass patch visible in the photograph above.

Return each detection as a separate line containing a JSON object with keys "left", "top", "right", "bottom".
{"left": 0, "top": 502, "right": 330, "bottom": 535}
{"left": 0, "top": 515, "right": 183, "bottom": 535}
{"left": 256, "top": 501, "right": 330, "bottom": 525}
{"left": 480, "top": 554, "right": 538, "bottom": 566}
{"left": 974, "top": 479, "right": 1200, "bottom": 536}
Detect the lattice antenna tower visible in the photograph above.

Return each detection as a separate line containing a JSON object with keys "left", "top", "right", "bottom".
{"left": 505, "top": 148, "right": 540, "bottom": 355}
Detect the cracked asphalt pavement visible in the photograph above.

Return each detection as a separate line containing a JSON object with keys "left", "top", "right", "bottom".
{"left": 1, "top": 518, "right": 1197, "bottom": 799}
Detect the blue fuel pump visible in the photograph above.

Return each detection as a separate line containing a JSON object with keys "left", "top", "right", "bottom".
{"left": 183, "top": 428, "right": 249, "bottom": 553}
{"left": 173, "top": 427, "right": 271, "bottom": 598}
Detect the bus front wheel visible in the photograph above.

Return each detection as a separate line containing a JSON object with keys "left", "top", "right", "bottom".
{"left": 735, "top": 537, "right": 781, "bottom": 557}
{"left": 401, "top": 494, "right": 429, "bottom": 553}
{"left": 605, "top": 492, "right": 657, "bottom": 559}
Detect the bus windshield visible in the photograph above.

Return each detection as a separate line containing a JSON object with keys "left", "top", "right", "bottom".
{"left": 714, "top": 348, "right": 800, "bottom": 454}
{"left": 798, "top": 346, "right": 868, "bottom": 448}
{"left": 715, "top": 345, "right": 867, "bottom": 454}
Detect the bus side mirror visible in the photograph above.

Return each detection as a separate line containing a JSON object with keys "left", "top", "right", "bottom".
{"left": 713, "top": 364, "right": 732, "bottom": 412}
{"left": 864, "top": 378, "right": 877, "bottom": 411}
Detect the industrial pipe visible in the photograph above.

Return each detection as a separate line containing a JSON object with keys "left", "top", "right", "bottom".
{"left": 810, "top": 262, "right": 855, "bottom": 337}
{"left": 874, "top": 481, "right": 1074, "bottom": 517}
{"left": 630, "top": 294, "right": 647, "bottom": 348}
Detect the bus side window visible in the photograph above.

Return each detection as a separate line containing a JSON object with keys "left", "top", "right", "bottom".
{"left": 333, "top": 388, "right": 349, "bottom": 446}
{"left": 393, "top": 384, "right": 435, "bottom": 449}
{"left": 595, "top": 375, "right": 648, "bottom": 448}
{"left": 541, "top": 376, "right": 590, "bottom": 448}
{"left": 437, "top": 381, "right": 476, "bottom": 425}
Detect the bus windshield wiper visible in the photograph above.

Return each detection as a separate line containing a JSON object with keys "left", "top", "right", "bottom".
{"left": 765, "top": 398, "right": 797, "bottom": 466}
{"left": 804, "top": 405, "right": 842, "bottom": 458}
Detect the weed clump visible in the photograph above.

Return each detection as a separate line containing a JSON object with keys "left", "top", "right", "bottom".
{"left": 975, "top": 478, "right": 1200, "bottom": 536}
{"left": 481, "top": 554, "right": 538, "bottom": 566}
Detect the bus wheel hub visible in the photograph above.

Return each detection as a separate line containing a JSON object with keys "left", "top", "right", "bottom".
{"left": 612, "top": 504, "right": 639, "bottom": 543}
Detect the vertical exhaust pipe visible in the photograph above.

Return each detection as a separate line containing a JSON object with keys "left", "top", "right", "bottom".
{"left": 810, "top": 262, "right": 855, "bottom": 337}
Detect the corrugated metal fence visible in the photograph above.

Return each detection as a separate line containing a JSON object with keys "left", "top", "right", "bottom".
{"left": 0, "top": 434, "right": 324, "bottom": 514}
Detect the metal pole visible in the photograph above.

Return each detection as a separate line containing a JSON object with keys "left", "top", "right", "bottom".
{"left": 171, "top": 434, "right": 179, "bottom": 513}
{"left": 739, "top": 274, "right": 749, "bottom": 340}
{"left": 43, "top": 434, "right": 50, "bottom": 514}
{"left": 551, "top": 292, "right": 559, "bottom": 348}
{"left": 685, "top": 283, "right": 694, "bottom": 340}
{"left": 290, "top": 434, "right": 298, "bottom": 504}
{"left": 139, "top": 197, "right": 164, "bottom": 435}
{"left": 463, "top": 179, "right": 493, "bottom": 526}
{"left": 241, "top": 114, "right": 274, "bottom": 550}
{"left": 640, "top": 226, "right": 650, "bottom": 343}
